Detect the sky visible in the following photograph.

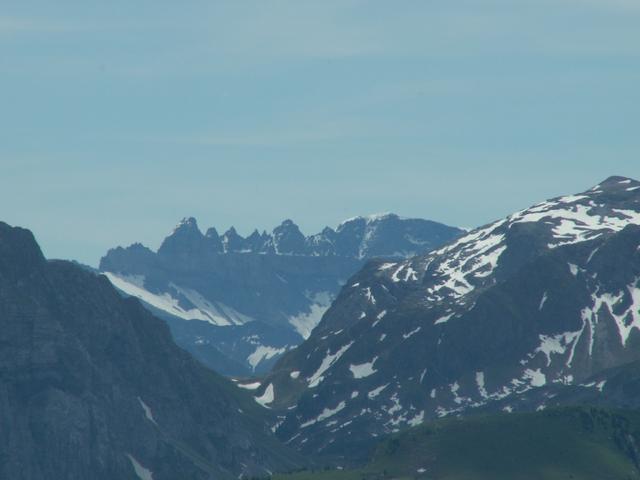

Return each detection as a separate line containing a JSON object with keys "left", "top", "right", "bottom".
{"left": 1, "top": 0, "right": 639, "bottom": 266}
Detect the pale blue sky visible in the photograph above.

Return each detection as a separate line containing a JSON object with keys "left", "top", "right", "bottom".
{"left": 1, "top": 1, "right": 639, "bottom": 265}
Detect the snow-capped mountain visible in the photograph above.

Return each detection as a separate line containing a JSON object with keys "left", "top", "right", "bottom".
{"left": 100, "top": 214, "right": 462, "bottom": 376}
{"left": 258, "top": 176, "right": 640, "bottom": 460}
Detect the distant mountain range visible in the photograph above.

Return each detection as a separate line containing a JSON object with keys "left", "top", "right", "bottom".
{"left": 0, "top": 222, "right": 303, "bottom": 480}
{"left": 99, "top": 214, "right": 463, "bottom": 376}
{"left": 5, "top": 175, "right": 640, "bottom": 479}
{"left": 255, "top": 176, "right": 640, "bottom": 461}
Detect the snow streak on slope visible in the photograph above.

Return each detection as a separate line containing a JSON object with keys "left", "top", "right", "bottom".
{"left": 127, "top": 455, "right": 154, "bottom": 480}
{"left": 104, "top": 272, "right": 250, "bottom": 326}
{"left": 581, "top": 280, "right": 640, "bottom": 347}
{"left": 288, "top": 291, "right": 333, "bottom": 339}
{"left": 308, "top": 342, "right": 354, "bottom": 388}
{"left": 248, "top": 346, "right": 289, "bottom": 371}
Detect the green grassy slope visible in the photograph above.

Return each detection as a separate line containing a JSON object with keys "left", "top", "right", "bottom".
{"left": 273, "top": 407, "right": 640, "bottom": 480}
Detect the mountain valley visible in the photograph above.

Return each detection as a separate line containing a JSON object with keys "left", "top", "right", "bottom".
{"left": 100, "top": 215, "right": 462, "bottom": 376}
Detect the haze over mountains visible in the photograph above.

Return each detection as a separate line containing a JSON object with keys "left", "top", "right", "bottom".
{"left": 251, "top": 176, "right": 640, "bottom": 460}
{"left": 99, "top": 214, "right": 462, "bottom": 375}
{"left": 3, "top": 175, "right": 640, "bottom": 479}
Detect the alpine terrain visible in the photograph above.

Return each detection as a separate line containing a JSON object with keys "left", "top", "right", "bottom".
{"left": 100, "top": 215, "right": 462, "bottom": 375}
{"left": 256, "top": 176, "right": 640, "bottom": 461}
{"left": 0, "top": 222, "right": 303, "bottom": 479}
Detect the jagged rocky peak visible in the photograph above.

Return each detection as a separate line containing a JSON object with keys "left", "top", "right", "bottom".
{"left": 147, "top": 213, "right": 463, "bottom": 258}
{"left": 244, "top": 229, "right": 268, "bottom": 252}
{"left": 272, "top": 219, "right": 307, "bottom": 255}
{"left": 165, "top": 217, "right": 203, "bottom": 239}
{"left": 205, "top": 226, "right": 220, "bottom": 239}
{"left": 307, "top": 226, "right": 338, "bottom": 256}
{"left": 222, "top": 226, "right": 245, "bottom": 252}
{"left": 175, "top": 216, "right": 199, "bottom": 231}
{"left": 157, "top": 216, "right": 209, "bottom": 258}
{"left": 204, "top": 227, "right": 224, "bottom": 252}
{"left": 128, "top": 241, "right": 152, "bottom": 252}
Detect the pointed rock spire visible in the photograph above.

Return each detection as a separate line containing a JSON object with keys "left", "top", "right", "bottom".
{"left": 158, "top": 217, "right": 208, "bottom": 258}
{"left": 272, "top": 219, "right": 307, "bottom": 255}
{"left": 222, "top": 227, "right": 245, "bottom": 252}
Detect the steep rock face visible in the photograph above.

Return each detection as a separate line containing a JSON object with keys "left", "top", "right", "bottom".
{"left": 157, "top": 217, "right": 219, "bottom": 261}
{"left": 204, "top": 227, "right": 224, "bottom": 252}
{"left": 100, "top": 215, "right": 462, "bottom": 375}
{"left": 272, "top": 220, "right": 308, "bottom": 255}
{"left": 221, "top": 227, "right": 245, "bottom": 253}
{"left": 0, "top": 222, "right": 302, "bottom": 479}
{"left": 259, "top": 176, "right": 640, "bottom": 461}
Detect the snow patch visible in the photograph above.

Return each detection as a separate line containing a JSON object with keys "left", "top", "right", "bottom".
{"left": 476, "top": 372, "right": 488, "bottom": 399}
{"left": 127, "top": 455, "right": 154, "bottom": 480}
{"left": 255, "top": 383, "right": 275, "bottom": 407}
{"left": 523, "top": 369, "right": 546, "bottom": 387}
{"left": 372, "top": 310, "right": 387, "bottom": 327}
{"left": 535, "top": 332, "right": 581, "bottom": 367}
{"left": 364, "top": 287, "right": 376, "bottom": 305}
{"left": 407, "top": 410, "right": 424, "bottom": 427}
{"left": 137, "top": 397, "right": 157, "bottom": 425}
{"left": 368, "top": 384, "right": 389, "bottom": 399}
{"left": 403, "top": 327, "right": 421, "bottom": 339}
{"left": 539, "top": 292, "right": 548, "bottom": 310}
{"left": 289, "top": 291, "right": 332, "bottom": 339}
{"left": 237, "top": 381, "right": 261, "bottom": 390}
{"left": 379, "top": 262, "right": 397, "bottom": 271}
{"left": 350, "top": 357, "right": 378, "bottom": 379}
{"left": 511, "top": 202, "right": 640, "bottom": 249}
{"left": 104, "top": 273, "right": 248, "bottom": 326}
{"left": 568, "top": 263, "right": 579, "bottom": 277}
{"left": 308, "top": 342, "right": 354, "bottom": 388}
{"left": 434, "top": 313, "right": 454, "bottom": 325}
{"left": 247, "top": 345, "right": 287, "bottom": 371}
{"left": 301, "top": 401, "right": 346, "bottom": 428}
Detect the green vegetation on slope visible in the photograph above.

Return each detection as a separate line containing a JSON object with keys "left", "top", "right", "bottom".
{"left": 273, "top": 407, "right": 640, "bottom": 480}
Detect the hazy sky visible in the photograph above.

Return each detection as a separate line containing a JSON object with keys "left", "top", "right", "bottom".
{"left": 1, "top": 1, "right": 639, "bottom": 266}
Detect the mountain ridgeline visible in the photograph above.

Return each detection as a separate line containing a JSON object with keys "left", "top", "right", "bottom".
{"left": 144, "top": 214, "right": 461, "bottom": 259}
{"left": 254, "top": 176, "right": 640, "bottom": 461}
{"left": 4, "top": 176, "right": 640, "bottom": 479}
{"left": 0, "top": 222, "right": 303, "bottom": 480}
{"left": 99, "top": 214, "right": 463, "bottom": 376}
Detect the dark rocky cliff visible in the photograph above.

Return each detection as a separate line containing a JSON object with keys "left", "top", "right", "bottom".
{"left": 0, "top": 222, "right": 302, "bottom": 479}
